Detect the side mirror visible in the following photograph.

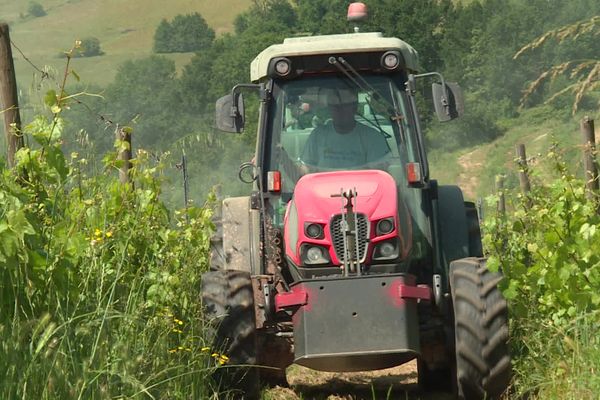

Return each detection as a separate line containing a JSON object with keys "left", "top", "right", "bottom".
{"left": 432, "top": 82, "right": 464, "bottom": 122}
{"left": 216, "top": 92, "right": 245, "bottom": 133}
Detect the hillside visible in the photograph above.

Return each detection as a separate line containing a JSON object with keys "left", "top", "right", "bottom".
{"left": 429, "top": 106, "right": 600, "bottom": 202}
{"left": 1, "top": 0, "right": 251, "bottom": 87}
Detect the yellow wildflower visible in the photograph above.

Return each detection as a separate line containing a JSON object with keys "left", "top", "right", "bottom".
{"left": 105, "top": 231, "right": 113, "bottom": 238}
{"left": 218, "top": 355, "right": 229, "bottom": 365}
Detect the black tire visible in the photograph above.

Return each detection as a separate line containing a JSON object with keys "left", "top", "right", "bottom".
{"left": 201, "top": 270, "right": 259, "bottom": 399}
{"left": 450, "top": 258, "right": 511, "bottom": 400}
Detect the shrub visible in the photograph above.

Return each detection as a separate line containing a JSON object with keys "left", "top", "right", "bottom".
{"left": 484, "top": 145, "right": 600, "bottom": 324}
{"left": 483, "top": 142, "right": 600, "bottom": 398}
{"left": 78, "top": 37, "right": 104, "bottom": 57}
{"left": 28, "top": 1, "right": 46, "bottom": 17}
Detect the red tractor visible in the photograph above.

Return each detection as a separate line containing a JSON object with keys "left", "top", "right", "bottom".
{"left": 202, "top": 4, "right": 510, "bottom": 399}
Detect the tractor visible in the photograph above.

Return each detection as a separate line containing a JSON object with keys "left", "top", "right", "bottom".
{"left": 202, "top": 3, "right": 510, "bottom": 399}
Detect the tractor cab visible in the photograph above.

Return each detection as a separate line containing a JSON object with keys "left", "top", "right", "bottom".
{"left": 216, "top": 31, "right": 462, "bottom": 281}
{"left": 205, "top": 4, "right": 510, "bottom": 399}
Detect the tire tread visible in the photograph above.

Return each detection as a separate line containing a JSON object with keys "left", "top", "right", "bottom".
{"left": 451, "top": 257, "right": 511, "bottom": 400}
{"left": 201, "top": 269, "right": 259, "bottom": 399}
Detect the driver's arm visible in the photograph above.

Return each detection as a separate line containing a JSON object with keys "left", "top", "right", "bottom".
{"left": 278, "top": 145, "right": 311, "bottom": 182}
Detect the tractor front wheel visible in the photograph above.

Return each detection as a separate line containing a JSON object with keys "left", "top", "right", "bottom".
{"left": 450, "top": 257, "right": 511, "bottom": 400}
{"left": 201, "top": 269, "right": 259, "bottom": 399}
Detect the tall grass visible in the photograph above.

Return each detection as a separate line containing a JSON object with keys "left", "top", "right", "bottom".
{"left": 511, "top": 312, "right": 600, "bottom": 399}
{"left": 0, "top": 105, "right": 218, "bottom": 398}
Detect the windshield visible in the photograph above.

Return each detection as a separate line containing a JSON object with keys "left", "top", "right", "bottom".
{"left": 268, "top": 75, "right": 420, "bottom": 194}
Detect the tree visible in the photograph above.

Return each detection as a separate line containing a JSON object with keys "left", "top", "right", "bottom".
{"left": 236, "top": 0, "right": 298, "bottom": 35}
{"left": 153, "top": 19, "right": 173, "bottom": 53}
{"left": 153, "top": 13, "right": 215, "bottom": 53}
{"left": 293, "top": 0, "right": 347, "bottom": 35}
{"left": 105, "top": 56, "right": 188, "bottom": 149}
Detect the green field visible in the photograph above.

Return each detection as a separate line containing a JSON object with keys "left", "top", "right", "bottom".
{"left": 1, "top": 0, "right": 251, "bottom": 87}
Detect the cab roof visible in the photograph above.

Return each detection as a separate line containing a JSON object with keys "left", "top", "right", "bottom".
{"left": 250, "top": 32, "right": 420, "bottom": 82}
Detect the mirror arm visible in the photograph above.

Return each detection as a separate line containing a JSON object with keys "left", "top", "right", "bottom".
{"left": 229, "top": 83, "right": 268, "bottom": 117}
{"left": 230, "top": 83, "right": 263, "bottom": 118}
{"left": 231, "top": 83, "right": 263, "bottom": 95}
{"left": 412, "top": 71, "right": 450, "bottom": 117}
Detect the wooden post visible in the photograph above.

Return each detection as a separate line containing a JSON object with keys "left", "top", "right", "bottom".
{"left": 0, "top": 23, "right": 24, "bottom": 168}
{"left": 182, "top": 150, "right": 189, "bottom": 209}
{"left": 496, "top": 175, "right": 506, "bottom": 215}
{"left": 580, "top": 116, "right": 598, "bottom": 201}
{"left": 116, "top": 126, "right": 132, "bottom": 184}
{"left": 516, "top": 144, "right": 531, "bottom": 195}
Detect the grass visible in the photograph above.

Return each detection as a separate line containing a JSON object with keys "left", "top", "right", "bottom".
{"left": 2, "top": 0, "right": 252, "bottom": 87}
{"left": 429, "top": 105, "right": 600, "bottom": 201}
{"left": 511, "top": 312, "right": 600, "bottom": 399}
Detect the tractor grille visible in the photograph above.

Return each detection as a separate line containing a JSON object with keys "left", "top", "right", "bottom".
{"left": 330, "top": 213, "right": 369, "bottom": 263}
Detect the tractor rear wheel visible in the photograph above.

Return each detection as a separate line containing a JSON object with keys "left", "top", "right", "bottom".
{"left": 450, "top": 258, "right": 511, "bottom": 400}
{"left": 201, "top": 269, "right": 259, "bottom": 399}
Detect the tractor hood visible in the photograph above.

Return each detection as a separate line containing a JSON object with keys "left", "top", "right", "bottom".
{"left": 284, "top": 170, "right": 398, "bottom": 267}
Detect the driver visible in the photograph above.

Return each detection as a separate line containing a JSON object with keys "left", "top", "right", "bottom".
{"left": 300, "top": 87, "right": 390, "bottom": 168}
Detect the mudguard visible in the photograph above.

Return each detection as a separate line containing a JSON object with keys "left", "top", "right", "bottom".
{"left": 220, "top": 197, "right": 261, "bottom": 274}
{"left": 436, "top": 185, "right": 469, "bottom": 267}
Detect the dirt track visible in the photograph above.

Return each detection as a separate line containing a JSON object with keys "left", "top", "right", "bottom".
{"left": 263, "top": 360, "right": 454, "bottom": 400}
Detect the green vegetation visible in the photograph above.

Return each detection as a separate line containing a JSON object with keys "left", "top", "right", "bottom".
{"left": 515, "top": 15, "right": 600, "bottom": 115}
{"left": 483, "top": 146, "right": 600, "bottom": 398}
{"left": 0, "top": 61, "right": 217, "bottom": 398}
{"left": 2, "top": 0, "right": 600, "bottom": 398}
{"left": 75, "top": 37, "right": 104, "bottom": 57}
{"left": 154, "top": 13, "right": 215, "bottom": 53}
{"left": 27, "top": 1, "right": 46, "bottom": 18}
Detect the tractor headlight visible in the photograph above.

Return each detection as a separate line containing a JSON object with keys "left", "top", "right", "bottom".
{"left": 380, "top": 51, "right": 402, "bottom": 71}
{"left": 305, "top": 222, "right": 324, "bottom": 239}
{"left": 376, "top": 217, "right": 395, "bottom": 236}
{"left": 372, "top": 238, "right": 400, "bottom": 261}
{"left": 270, "top": 57, "right": 292, "bottom": 77}
{"left": 275, "top": 59, "right": 291, "bottom": 76}
{"left": 301, "top": 245, "right": 331, "bottom": 265}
